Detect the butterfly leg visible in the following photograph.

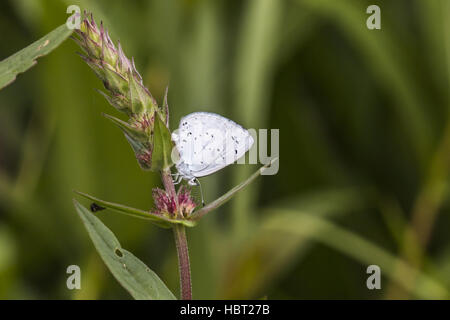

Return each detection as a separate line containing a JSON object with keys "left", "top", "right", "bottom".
{"left": 188, "top": 177, "right": 205, "bottom": 207}
{"left": 172, "top": 172, "right": 182, "bottom": 185}
{"left": 173, "top": 175, "right": 183, "bottom": 185}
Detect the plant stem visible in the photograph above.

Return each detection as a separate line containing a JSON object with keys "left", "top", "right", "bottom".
{"left": 160, "top": 168, "right": 192, "bottom": 299}
{"left": 161, "top": 169, "right": 178, "bottom": 203}
{"left": 173, "top": 224, "right": 192, "bottom": 300}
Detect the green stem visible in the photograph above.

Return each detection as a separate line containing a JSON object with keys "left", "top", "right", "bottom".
{"left": 191, "top": 158, "right": 278, "bottom": 221}
{"left": 161, "top": 169, "right": 192, "bottom": 299}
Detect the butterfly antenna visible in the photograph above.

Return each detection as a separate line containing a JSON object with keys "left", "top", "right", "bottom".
{"left": 195, "top": 178, "right": 205, "bottom": 207}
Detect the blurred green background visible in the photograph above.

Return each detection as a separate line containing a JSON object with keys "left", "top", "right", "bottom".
{"left": 1, "top": 0, "right": 450, "bottom": 299}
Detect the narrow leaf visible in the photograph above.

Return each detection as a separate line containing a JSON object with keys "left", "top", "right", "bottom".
{"left": 73, "top": 200, "right": 176, "bottom": 300}
{"left": 74, "top": 190, "right": 196, "bottom": 228}
{"left": 151, "top": 115, "right": 174, "bottom": 171}
{"left": 191, "top": 158, "right": 279, "bottom": 220}
{"left": 162, "top": 85, "right": 170, "bottom": 126}
{"left": 0, "top": 23, "right": 73, "bottom": 90}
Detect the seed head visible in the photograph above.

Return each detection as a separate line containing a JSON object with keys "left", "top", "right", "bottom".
{"left": 72, "top": 12, "right": 169, "bottom": 170}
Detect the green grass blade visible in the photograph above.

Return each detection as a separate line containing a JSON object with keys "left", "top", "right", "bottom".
{"left": 262, "top": 209, "right": 450, "bottom": 299}
{"left": 231, "top": 0, "right": 283, "bottom": 239}
{"left": 73, "top": 200, "right": 176, "bottom": 300}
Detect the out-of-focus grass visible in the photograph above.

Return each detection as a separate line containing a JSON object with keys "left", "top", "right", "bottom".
{"left": 1, "top": 0, "right": 450, "bottom": 299}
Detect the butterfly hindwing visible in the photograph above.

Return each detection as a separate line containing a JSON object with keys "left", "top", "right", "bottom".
{"left": 173, "top": 112, "right": 254, "bottom": 178}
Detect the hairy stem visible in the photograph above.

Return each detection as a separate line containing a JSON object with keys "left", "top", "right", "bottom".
{"left": 173, "top": 224, "right": 192, "bottom": 300}
{"left": 161, "top": 169, "right": 178, "bottom": 203}
{"left": 161, "top": 169, "right": 192, "bottom": 299}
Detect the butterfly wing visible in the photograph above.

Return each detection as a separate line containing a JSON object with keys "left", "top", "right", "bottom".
{"left": 172, "top": 112, "right": 254, "bottom": 178}
{"left": 190, "top": 119, "right": 254, "bottom": 177}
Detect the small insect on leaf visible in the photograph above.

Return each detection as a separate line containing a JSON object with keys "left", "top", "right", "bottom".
{"left": 90, "top": 202, "right": 106, "bottom": 212}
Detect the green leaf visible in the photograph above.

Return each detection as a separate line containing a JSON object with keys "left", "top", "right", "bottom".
{"left": 151, "top": 115, "right": 174, "bottom": 171}
{"left": 191, "top": 158, "right": 278, "bottom": 221}
{"left": 0, "top": 23, "right": 73, "bottom": 90}
{"left": 74, "top": 190, "right": 197, "bottom": 228}
{"left": 73, "top": 200, "right": 176, "bottom": 300}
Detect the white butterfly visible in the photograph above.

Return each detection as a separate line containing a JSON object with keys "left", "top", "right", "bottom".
{"left": 171, "top": 112, "right": 254, "bottom": 203}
